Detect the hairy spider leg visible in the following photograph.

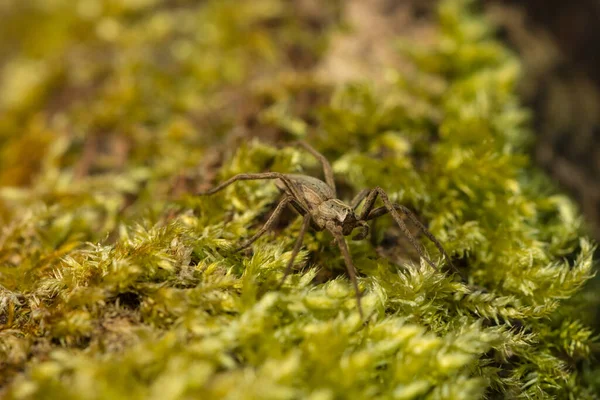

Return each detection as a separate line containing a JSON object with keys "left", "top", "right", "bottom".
{"left": 200, "top": 172, "right": 301, "bottom": 199}
{"left": 349, "top": 188, "right": 377, "bottom": 244}
{"left": 365, "top": 203, "right": 459, "bottom": 275}
{"left": 200, "top": 171, "right": 316, "bottom": 214}
{"left": 295, "top": 141, "right": 337, "bottom": 195}
{"left": 350, "top": 188, "right": 370, "bottom": 210}
{"left": 234, "top": 196, "right": 293, "bottom": 251}
{"left": 358, "top": 187, "right": 439, "bottom": 270}
{"left": 329, "top": 226, "right": 364, "bottom": 318}
{"left": 278, "top": 214, "right": 311, "bottom": 288}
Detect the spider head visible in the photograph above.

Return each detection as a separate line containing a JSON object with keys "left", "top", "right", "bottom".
{"left": 317, "top": 199, "right": 360, "bottom": 235}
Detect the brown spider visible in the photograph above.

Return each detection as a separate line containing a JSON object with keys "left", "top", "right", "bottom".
{"left": 200, "top": 142, "right": 457, "bottom": 317}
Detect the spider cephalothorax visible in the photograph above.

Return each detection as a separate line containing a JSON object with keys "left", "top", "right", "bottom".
{"left": 200, "top": 141, "right": 457, "bottom": 317}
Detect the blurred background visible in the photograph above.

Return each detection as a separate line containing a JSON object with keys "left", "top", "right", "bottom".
{"left": 485, "top": 0, "right": 600, "bottom": 242}
{"left": 323, "top": 0, "right": 600, "bottom": 240}
{"left": 1, "top": 0, "right": 599, "bottom": 239}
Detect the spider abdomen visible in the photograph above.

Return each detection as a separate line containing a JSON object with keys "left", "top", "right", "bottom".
{"left": 277, "top": 174, "right": 335, "bottom": 208}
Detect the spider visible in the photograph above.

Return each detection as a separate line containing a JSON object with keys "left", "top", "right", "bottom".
{"left": 200, "top": 142, "right": 457, "bottom": 317}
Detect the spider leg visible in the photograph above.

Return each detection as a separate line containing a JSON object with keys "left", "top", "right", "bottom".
{"left": 234, "top": 196, "right": 293, "bottom": 251}
{"left": 350, "top": 188, "right": 370, "bottom": 210}
{"left": 295, "top": 141, "right": 336, "bottom": 195}
{"left": 364, "top": 206, "right": 387, "bottom": 220}
{"left": 367, "top": 203, "right": 460, "bottom": 276}
{"left": 357, "top": 188, "right": 378, "bottom": 220}
{"left": 278, "top": 214, "right": 311, "bottom": 288}
{"left": 357, "top": 189, "right": 381, "bottom": 246}
{"left": 359, "top": 188, "right": 438, "bottom": 270}
{"left": 329, "top": 226, "right": 364, "bottom": 319}
{"left": 199, "top": 172, "right": 295, "bottom": 195}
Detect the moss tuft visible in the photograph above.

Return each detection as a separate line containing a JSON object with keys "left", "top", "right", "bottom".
{"left": 0, "top": 0, "right": 597, "bottom": 398}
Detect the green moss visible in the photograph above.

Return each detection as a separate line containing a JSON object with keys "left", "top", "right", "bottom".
{"left": 0, "top": 0, "right": 597, "bottom": 398}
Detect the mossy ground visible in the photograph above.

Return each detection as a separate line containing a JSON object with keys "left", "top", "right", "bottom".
{"left": 0, "top": 0, "right": 598, "bottom": 398}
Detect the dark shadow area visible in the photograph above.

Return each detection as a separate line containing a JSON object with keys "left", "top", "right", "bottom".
{"left": 485, "top": 0, "right": 600, "bottom": 241}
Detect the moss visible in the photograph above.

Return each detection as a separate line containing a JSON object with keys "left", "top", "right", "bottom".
{"left": 0, "top": 0, "right": 598, "bottom": 398}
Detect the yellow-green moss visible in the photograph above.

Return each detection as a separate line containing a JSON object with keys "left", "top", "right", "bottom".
{"left": 0, "top": 0, "right": 598, "bottom": 398}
